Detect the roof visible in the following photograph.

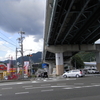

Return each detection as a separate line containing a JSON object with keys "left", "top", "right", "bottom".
{"left": 84, "top": 62, "right": 96, "bottom": 65}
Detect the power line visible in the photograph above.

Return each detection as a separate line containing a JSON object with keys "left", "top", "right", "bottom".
{"left": 0, "top": 31, "right": 16, "bottom": 44}
{"left": 0, "top": 35, "right": 16, "bottom": 47}
{"left": 0, "top": 44, "right": 15, "bottom": 51}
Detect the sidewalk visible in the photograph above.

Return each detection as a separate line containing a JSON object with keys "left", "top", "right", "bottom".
{"left": 1, "top": 74, "right": 100, "bottom": 83}
{"left": 0, "top": 78, "right": 31, "bottom": 83}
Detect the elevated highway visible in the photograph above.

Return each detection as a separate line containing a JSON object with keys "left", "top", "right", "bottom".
{"left": 43, "top": 0, "right": 100, "bottom": 75}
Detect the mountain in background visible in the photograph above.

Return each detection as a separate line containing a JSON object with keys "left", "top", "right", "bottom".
{"left": 2, "top": 51, "right": 96, "bottom": 65}
{"left": 2, "top": 52, "right": 42, "bottom": 64}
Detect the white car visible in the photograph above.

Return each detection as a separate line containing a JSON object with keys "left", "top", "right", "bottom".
{"left": 62, "top": 69, "right": 85, "bottom": 78}
{"left": 87, "top": 69, "right": 100, "bottom": 74}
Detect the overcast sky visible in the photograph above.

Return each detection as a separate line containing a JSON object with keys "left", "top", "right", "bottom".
{"left": 0, "top": 0, "right": 100, "bottom": 62}
{"left": 0, "top": 0, "right": 46, "bottom": 61}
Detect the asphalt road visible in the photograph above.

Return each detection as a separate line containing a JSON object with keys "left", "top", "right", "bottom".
{"left": 0, "top": 75, "right": 100, "bottom": 100}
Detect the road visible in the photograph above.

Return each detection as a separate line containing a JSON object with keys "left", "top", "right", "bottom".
{"left": 0, "top": 75, "right": 100, "bottom": 100}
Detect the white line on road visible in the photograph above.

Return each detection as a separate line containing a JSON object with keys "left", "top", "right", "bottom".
{"left": 17, "top": 82, "right": 23, "bottom": 84}
{"left": 63, "top": 87, "right": 73, "bottom": 89}
{"left": 51, "top": 85, "right": 67, "bottom": 87}
{"left": 93, "top": 85, "right": 100, "bottom": 86}
{"left": 66, "top": 78, "right": 76, "bottom": 80}
{"left": 41, "top": 89, "right": 54, "bottom": 92}
{"left": 41, "top": 84, "right": 51, "bottom": 86}
{"left": 22, "top": 85, "right": 33, "bottom": 88}
{"left": 74, "top": 86, "right": 82, "bottom": 88}
{"left": 63, "top": 84, "right": 100, "bottom": 90}
{"left": 2, "top": 87, "right": 12, "bottom": 90}
{"left": 82, "top": 85, "right": 93, "bottom": 88}
{"left": 15, "top": 92, "right": 29, "bottom": 95}
{"left": 31, "top": 81, "right": 38, "bottom": 83}
{"left": 25, "top": 86, "right": 50, "bottom": 90}
{"left": 74, "top": 83, "right": 84, "bottom": 85}
{"left": 0, "top": 81, "right": 31, "bottom": 86}
{"left": 43, "top": 80, "right": 47, "bottom": 81}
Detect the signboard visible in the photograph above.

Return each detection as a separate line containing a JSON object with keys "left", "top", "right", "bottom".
{"left": 42, "top": 63, "right": 48, "bottom": 68}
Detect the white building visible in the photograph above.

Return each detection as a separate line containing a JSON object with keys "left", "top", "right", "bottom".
{"left": 84, "top": 62, "right": 97, "bottom": 69}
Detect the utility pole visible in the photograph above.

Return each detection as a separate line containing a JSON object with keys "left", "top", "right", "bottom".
{"left": 16, "top": 47, "right": 18, "bottom": 73}
{"left": 18, "top": 31, "right": 25, "bottom": 78}
{"left": 16, "top": 47, "right": 20, "bottom": 73}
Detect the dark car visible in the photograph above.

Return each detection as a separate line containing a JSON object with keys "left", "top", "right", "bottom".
{"left": 41, "top": 72, "right": 48, "bottom": 78}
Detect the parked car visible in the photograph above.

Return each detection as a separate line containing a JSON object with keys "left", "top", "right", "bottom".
{"left": 87, "top": 69, "right": 100, "bottom": 74}
{"left": 62, "top": 69, "right": 85, "bottom": 78}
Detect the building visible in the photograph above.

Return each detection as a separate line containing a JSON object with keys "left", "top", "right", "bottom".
{"left": 84, "top": 62, "right": 97, "bottom": 69}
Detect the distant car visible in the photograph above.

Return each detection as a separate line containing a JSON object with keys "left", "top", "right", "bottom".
{"left": 62, "top": 69, "right": 85, "bottom": 78}
{"left": 87, "top": 69, "right": 100, "bottom": 74}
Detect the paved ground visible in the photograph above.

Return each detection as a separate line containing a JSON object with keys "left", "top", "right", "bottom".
{"left": 0, "top": 75, "right": 100, "bottom": 100}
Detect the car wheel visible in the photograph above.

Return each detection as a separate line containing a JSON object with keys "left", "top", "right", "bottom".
{"left": 76, "top": 74, "right": 79, "bottom": 78}
{"left": 63, "top": 75, "right": 67, "bottom": 78}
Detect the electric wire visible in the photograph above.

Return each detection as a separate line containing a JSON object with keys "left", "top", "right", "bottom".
{"left": 0, "top": 31, "right": 16, "bottom": 44}
{"left": 0, "top": 44, "right": 15, "bottom": 51}
{"left": 0, "top": 35, "right": 16, "bottom": 47}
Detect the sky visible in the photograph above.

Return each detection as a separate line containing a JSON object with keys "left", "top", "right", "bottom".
{"left": 0, "top": 0, "right": 100, "bottom": 62}
{"left": 0, "top": 0, "right": 46, "bottom": 61}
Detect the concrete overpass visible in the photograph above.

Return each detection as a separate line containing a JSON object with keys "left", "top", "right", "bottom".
{"left": 43, "top": 0, "right": 100, "bottom": 75}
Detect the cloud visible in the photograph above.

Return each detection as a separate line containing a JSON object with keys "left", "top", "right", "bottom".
{"left": 0, "top": 0, "right": 46, "bottom": 61}
{"left": 23, "top": 35, "right": 43, "bottom": 55}
{"left": 0, "top": 0, "right": 46, "bottom": 41}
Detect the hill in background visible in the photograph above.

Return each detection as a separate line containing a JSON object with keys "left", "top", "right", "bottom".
{"left": 2, "top": 51, "right": 96, "bottom": 65}
{"left": 3, "top": 52, "right": 42, "bottom": 64}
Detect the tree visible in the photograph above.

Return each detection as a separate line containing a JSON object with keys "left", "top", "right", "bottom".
{"left": 71, "top": 54, "right": 84, "bottom": 69}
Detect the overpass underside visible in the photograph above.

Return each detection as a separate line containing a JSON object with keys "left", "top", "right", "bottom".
{"left": 43, "top": 0, "right": 100, "bottom": 75}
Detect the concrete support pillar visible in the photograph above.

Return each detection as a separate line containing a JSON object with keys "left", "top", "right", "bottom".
{"left": 96, "top": 51, "right": 100, "bottom": 71}
{"left": 55, "top": 53, "right": 64, "bottom": 75}
{"left": 48, "top": 63, "right": 53, "bottom": 75}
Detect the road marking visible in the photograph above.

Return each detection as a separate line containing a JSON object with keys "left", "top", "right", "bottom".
{"left": 66, "top": 78, "right": 76, "bottom": 80}
{"left": 41, "top": 89, "right": 53, "bottom": 92}
{"left": 31, "top": 81, "right": 38, "bottom": 83}
{"left": 22, "top": 85, "right": 33, "bottom": 88}
{"left": 51, "top": 86, "right": 67, "bottom": 87}
{"left": 17, "top": 82, "right": 23, "bottom": 84}
{"left": 43, "top": 80, "right": 47, "bottom": 81}
{"left": 82, "top": 85, "right": 93, "bottom": 88}
{"left": 0, "top": 81, "right": 31, "bottom": 86}
{"left": 2, "top": 87, "right": 12, "bottom": 90}
{"left": 41, "top": 84, "right": 51, "bottom": 86}
{"left": 63, "top": 87, "right": 73, "bottom": 89}
{"left": 93, "top": 85, "right": 100, "bottom": 87}
{"left": 15, "top": 92, "right": 29, "bottom": 95}
{"left": 63, "top": 84, "right": 100, "bottom": 90}
{"left": 74, "top": 86, "right": 82, "bottom": 88}
{"left": 74, "top": 83, "right": 84, "bottom": 85}
{"left": 25, "top": 86, "right": 50, "bottom": 90}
